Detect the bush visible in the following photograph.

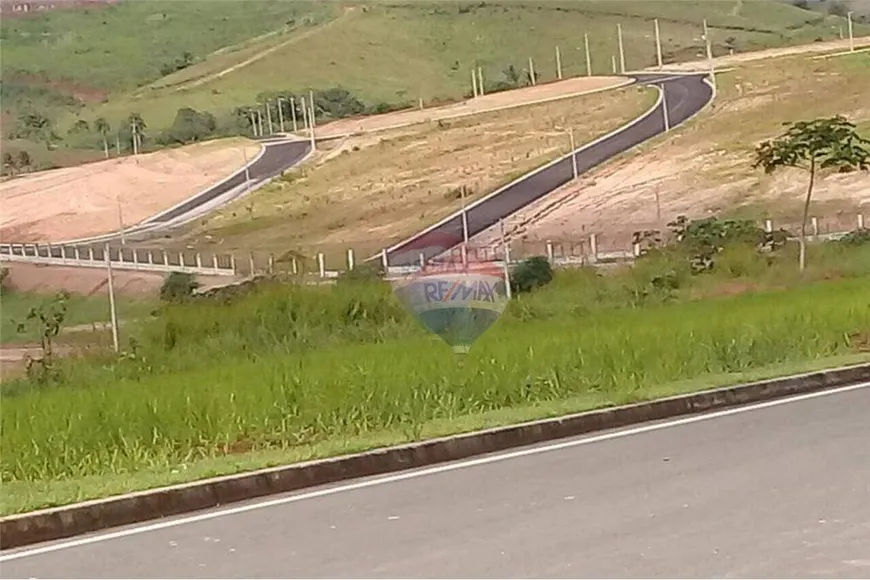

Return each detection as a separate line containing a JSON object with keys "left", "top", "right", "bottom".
{"left": 510, "top": 256, "right": 554, "bottom": 294}
{"left": 838, "top": 228, "right": 870, "bottom": 247}
{"left": 160, "top": 272, "right": 200, "bottom": 303}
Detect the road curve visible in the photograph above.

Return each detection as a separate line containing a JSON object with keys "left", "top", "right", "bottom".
{"left": 385, "top": 73, "right": 713, "bottom": 267}
{"left": 2, "top": 382, "right": 867, "bottom": 578}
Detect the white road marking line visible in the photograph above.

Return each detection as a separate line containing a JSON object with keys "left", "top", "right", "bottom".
{"left": 2, "top": 380, "right": 868, "bottom": 562}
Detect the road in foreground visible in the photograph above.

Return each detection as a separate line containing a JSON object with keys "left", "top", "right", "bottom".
{"left": 3, "top": 382, "right": 868, "bottom": 578}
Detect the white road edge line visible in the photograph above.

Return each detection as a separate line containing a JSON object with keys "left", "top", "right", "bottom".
{"left": 2, "top": 379, "right": 868, "bottom": 562}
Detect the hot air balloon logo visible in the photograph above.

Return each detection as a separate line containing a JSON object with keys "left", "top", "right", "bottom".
{"left": 391, "top": 233, "right": 510, "bottom": 354}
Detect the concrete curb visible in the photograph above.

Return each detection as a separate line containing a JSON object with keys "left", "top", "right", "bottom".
{"left": 2, "top": 362, "right": 868, "bottom": 551}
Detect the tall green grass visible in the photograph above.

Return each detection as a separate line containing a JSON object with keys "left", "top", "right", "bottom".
{"left": 3, "top": 274, "right": 868, "bottom": 484}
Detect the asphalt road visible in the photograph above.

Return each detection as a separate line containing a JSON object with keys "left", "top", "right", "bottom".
{"left": 386, "top": 73, "right": 713, "bottom": 267}
{"left": 144, "top": 140, "right": 311, "bottom": 225}
{"left": 3, "top": 382, "right": 868, "bottom": 579}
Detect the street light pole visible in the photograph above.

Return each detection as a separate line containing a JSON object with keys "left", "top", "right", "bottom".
{"left": 569, "top": 128, "right": 578, "bottom": 179}
{"left": 661, "top": 84, "right": 670, "bottom": 132}
{"left": 104, "top": 243, "right": 119, "bottom": 353}
{"left": 277, "top": 98, "right": 285, "bottom": 133}
{"left": 847, "top": 11, "right": 854, "bottom": 52}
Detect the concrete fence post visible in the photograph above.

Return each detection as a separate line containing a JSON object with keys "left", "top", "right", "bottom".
{"left": 419, "top": 253, "right": 426, "bottom": 268}
{"left": 178, "top": 253, "right": 185, "bottom": 268}
{"left": 633, "top": 242, "right": 641, "bottom": 258}
{"left": 317, "top": 252, "right": 326, "bottom": 278}
{"left": 249, "top": 253, "right": 256, "bottom": 275}
{"left": 858, "top": 213, "right": 865, "bottom": 229}
{"left": 292, "top": 256, "right": 298, "bottom": 275}
{"left": 163, "top": 251, "right": 169, "bottom": 267}
{"left": 268, "top": 254, "right": 275, "bottom": 274}
{"left": 504, "top": 242, "right": 512, "bottom": 265}
{"left": 212, "top": 254, "right": 218, "bottom": 271}
{"left": 196, "top": 253, "right": 202, "bottom": 269}
{"left": 346, "top": 248, "right": 355, "bottom": 271}
{"left": 132, "top": 249, "right": 138, "bottom": 268}
{"left": 74, "top": 247, "right": 81, "bottom": 261}
{"left": 546, "top": 241, "right": 554, "bottom": 261}
{"left": 764, "top": 219, "right": 773, "bottom": 233}
{"left": 230, "top": 254, "right": 237, "bottom": 275}
{"left": 89, "top": 246, "right": 95, "bottom": 261}
{"left": 811, "top": 217, "right": 819, "bottom": 238}
{"left": 590, "top": 233, "right": 599, "bottom": 262}
{"left": 381, "top": 248, "right": 389, "bottom": 271}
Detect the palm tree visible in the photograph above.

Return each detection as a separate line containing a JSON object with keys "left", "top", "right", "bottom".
{"left": 94, "top": 117, "right": 111, "bottom": 158}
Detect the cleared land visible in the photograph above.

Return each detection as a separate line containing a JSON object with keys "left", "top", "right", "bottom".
{"left": 0, "top": 138, "right": 261, "bottom": 243}
{"left": 473, "top": 51, "right": 870, "bottom": 252}
{"left": 175, "top": 83, "right": 657, "bottom": 260}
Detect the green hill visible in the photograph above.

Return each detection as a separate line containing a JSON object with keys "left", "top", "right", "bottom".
{"left": 2, "top": 0, "right": 867, "bottom": 171}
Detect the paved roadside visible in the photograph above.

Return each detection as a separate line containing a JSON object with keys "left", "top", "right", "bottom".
{"left": 4, "top": 382, "right": 868, "bottom": 578}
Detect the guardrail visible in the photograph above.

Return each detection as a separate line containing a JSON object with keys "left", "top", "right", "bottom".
{"left": 0, "top": 243, "right": 237, "bottom": 277}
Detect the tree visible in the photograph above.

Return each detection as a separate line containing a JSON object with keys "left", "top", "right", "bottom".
{"left": 161, "top": 107, "right": 217, "bottom": 145}
{"left": 754, "top": 116, "right": 870, "bottom": 271}
{"left": 15, "top": 150, "right": 31, "bottom": 173}
{"left": 94, "top": 117, "right": 111, "bottom": 158}
{"left": 127, "top": 113, "right": 147, "bottom": 153}
{"left": 2, "top": 152, "right": 16, "bottom": 177}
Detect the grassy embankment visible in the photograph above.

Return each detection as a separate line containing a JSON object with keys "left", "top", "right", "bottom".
{"left": 2, "top": 230, "right": 869, "bottom": 515}
{"left": 3, "top": 0, "right": 866, "bottom": 170}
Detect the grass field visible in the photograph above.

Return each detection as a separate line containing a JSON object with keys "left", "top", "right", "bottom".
{"left": 0, "top": 291, "right": 155, "bottom": 345}
{"left": 2, "top": 0, "right": 867, "bottom": 172}
{"left": 2, "top": 233, "right": 870, "bottom": 514}
{"left": 169, "top": 84, "right": 657, "bottom": 260}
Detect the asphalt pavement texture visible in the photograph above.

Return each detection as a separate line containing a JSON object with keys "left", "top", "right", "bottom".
{"left": 3, "top": 384, "right": 868, "bottom": 579}
{"left": 386, "top": 73, "right": 713, "bottom": 267}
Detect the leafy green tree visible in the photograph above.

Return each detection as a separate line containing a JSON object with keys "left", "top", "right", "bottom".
{"left": 754, "top": 116, "right": 870, "bottom": 271}
{"left": 161, "top": 107, "right": 217, "bottom": 144}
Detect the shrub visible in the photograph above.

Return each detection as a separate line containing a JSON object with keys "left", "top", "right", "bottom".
{"left": 160, "top": 272, "right": 200, "bottom": 303}
{"left": 838, "top": 228, "right": 870, "bottom": 247}
{"left": 510, "top": 256, "right": 554, "bottom": 294}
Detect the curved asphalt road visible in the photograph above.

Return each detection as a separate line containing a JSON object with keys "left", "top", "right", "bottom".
{"left": 2, "top": 382, "right": 867, "bottom": 578}
{"left": 386, "top": 72, "right": 713, "bottom": 266}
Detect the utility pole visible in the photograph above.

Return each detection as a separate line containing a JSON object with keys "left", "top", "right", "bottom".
{"left": 242, "top": 145, "right": 251, "bottom": 184}
{"left": 555, "top": 46, "right": 563, "bottom": 80}
{"left": 499, "top": 219, "right": 512, "bottom": 299}
{"left": 661, "top": 84, "right": 670, "bottom": 132}
{"left": 568, "top": 128, "right": 578, "bottom": 179}
{"left": 847, "top": 11, "right": 854, "bottom": 52}
{"left": 116, "top": 195, "right": 125, "bottom": 246}
{"left": 584, "top": 33, "right": 592, "bottom": 76}
{"left": 460, "top": 187, "right": 469, "bottom": 245}
{"left": 277, "top": 98, "right": 285, "bottom": 133}
{"left": 617, "top": 23, "right": 626, "bottom": 74}
{"left": 528, "top": 56, "right": 536, "bottom": 85}
{"left": 265, "top": 101, "right": 274, "bottom": 135}
{"left": 654, "top": 18, "right": 663, "bottom": 70}
{"left": 104, "top": 243, "right": 119, "bottom": 353}
{"left": 290, "top": 96, "right": 298, "bottom": 132}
